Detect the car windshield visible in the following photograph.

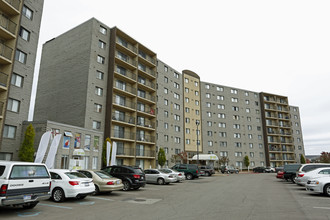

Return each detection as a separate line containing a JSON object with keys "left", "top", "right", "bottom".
{"left": 94, "top": 170, "right": 113, "bottom": 178}
{"left": 65, "top": 172, "right": 88, "bottom": 179}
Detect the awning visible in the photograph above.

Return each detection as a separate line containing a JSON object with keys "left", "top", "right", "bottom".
{"left": 191, "top": 154, "right": 219, "bottom": 161}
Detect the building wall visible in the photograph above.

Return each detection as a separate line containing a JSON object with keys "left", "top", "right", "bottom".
{"left": 0, "top": 0, "right": 44, "bottom": 160}
{"left": 22, "top": 120, "right": 103, "bottom": 169}
{"left": 290, "top": 106, "right": 305, "bottom": 162}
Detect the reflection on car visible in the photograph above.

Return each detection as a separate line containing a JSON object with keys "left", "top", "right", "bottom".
{"left": 144, "top": 169, "right": 177, "bottom": 185}
{"left": 159, "top": 168, "right": 185, "bottom": 182}
{"left": 306, "top": 176, "right": 330, "bottom": 197}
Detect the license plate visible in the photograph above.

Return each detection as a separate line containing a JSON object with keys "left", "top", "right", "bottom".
{"left": 85, "top": 183, "right": 89, "bottom": 187}
{"left": 23, "top": 195, "right": 31, "bottom": 201}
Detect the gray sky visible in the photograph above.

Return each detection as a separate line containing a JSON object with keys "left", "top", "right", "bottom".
{"left": 30, "top": 0, "right": 330, "bottom": 155}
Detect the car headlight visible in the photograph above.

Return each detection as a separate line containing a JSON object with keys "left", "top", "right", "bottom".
{"left": 309, "top": 180, "right": 320, "bottom": 185}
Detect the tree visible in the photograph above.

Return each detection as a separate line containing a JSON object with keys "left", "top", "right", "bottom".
{"left": 19, "top": 124, "right": 35, "bottom": 162}
{"left": 244, "top": 156, "right": 250, "bottom": 168}
{"left": 218, "top": 156, "right": 230, "bottom": 166}
{"left": 320, "top": 152, "right": 330, "bottom": 163}
{"left": 300, "top": 154, "right": 306, "bottom": 164}
{"left": 102, "top": 137, "right": 111, "bottom": 167}
{"left": 158, "top": 148, "right": 166, "bottom": 167}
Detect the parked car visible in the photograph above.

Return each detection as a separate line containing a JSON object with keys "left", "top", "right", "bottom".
{"left": 199, "top": 165, "right": 215, "bottom": 176}
{"left": 101, "top": 165, "right": 146, "bottom": 191}
{"left": 171, "top": 164, "right": 200, "bottom": 180}
{"left": 306, "top": 176, "right": 330, "bottom": 196}
{"left": 275, "top": 167, "right": 284, "bottom": 173}
{"left": 295, "top": 167, "right": 330, "bottom": 186}
{"left": 296, "top": 163, "right": 330, "bottom": 178}
{"left": 253, "top": 167, "right": 266, "bottom": 173}
{"left": 159, "top": 168, "right": 185, "bottom": 182}
{"left": 265, "top": 167, "right": 275, "bottom": 173}
{"left": 144, "top": 169, "right": 177, "bottom": 185}
{"left": 283, "top": 163, "right": 301, "bottom": 182}
{"left": 77, "top": 170, "right": 123, "bottom": 194}
{"left": 49, "top": 169, "right": 95, "bottom": 202}
{"left": 276, "top": 171, "right": 284, "bottom": 179}
{"left": 220, "top": 166, "right": 239, "bottom": 174}
{"left": 0, "top": 161, "right": 51, "bottom": 209}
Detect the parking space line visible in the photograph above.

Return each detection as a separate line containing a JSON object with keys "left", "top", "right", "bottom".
{"left": 90, "top": 197, "right": 115, "bottom": 201}
{"left": 313, "top": 207, "right": 330, "bottom": 210}
{"left": 38, "top": 203, "right": 73, "bottom": 209}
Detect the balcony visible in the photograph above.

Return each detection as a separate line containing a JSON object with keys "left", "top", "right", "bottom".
{"left": 0, "top": 71, "right": 8, "bottom": 90}
{"left": 138, "top": 78, "right": 155, "bottom": 92}
{"left": 138, "top": 65, "right": 156, "bottom": 79}
{"left": 113, "top": 83, "right": 136, "bottom": 97}
{"left": 112, "top": 113, "right": 135, "bottom": 125}
{"left": 138, "top": 52, "right": 156, "bottom": 67}
{"left": 136, "top": 134, "right": 155, "bottom": 143}
{"left": 0, "top": 0, "right": 20, "bottom": 15}
{"left": 115, "top": 51, "right": 137, "bottom": 69}
{"left": 116, "top": 36, "right": 137, "bottom": 55}
{"left": 114, "top": 66, "right": 136, "bottom": 83}
{"left": 137, "top": 119, "right": 155, "bottom": 129}
{"left": 113, "top": 98, "right": 136, "bottom": 111}
{"left": 137, "top": 92, "right": 156, "bottom": 104}
{"left": 136, "top": 150, "right": 156, "bottom": 158}
{"left": 0, "top": 13, "right": 17, "bottom": 39}
{"left": 0, "top": 41, "right": 13, "bottom": 63}
{"left": 116, "top": 147, "right": 135, "bottom": 157}
{"left": 111, "top": 130, "right": 135, "bottom": 141}
{"left": 137, "top": 105, "right": 156, "bottom": 117}
{"left": 0, "top": 101, "right": 4, "bottom": 119}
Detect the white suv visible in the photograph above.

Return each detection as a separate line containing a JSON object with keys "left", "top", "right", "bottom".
{"left": 0, "top": 161, "right": 51, "bottom": 209}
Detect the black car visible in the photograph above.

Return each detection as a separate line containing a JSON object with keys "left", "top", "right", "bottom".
{"left": 220, "top": 165, "right": 239, "bottom": 174}
{"left": 253, "top": 166, "right": 266, "bottom": 173}
{"left": 101, "top": 165, "right": 146, "bottom": 191}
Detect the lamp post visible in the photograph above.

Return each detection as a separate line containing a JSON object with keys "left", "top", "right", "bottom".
{"left": 196, "top": 120, "right": 200, "bottom": 166}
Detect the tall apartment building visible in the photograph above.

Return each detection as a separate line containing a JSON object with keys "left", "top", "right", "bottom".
{"left": 34, "top": 18, "right": 157, "bottom": 169}
{"left": 34, "top": 18, "right": 305, "bottom": 169}
{"left": 0, "top": 0, "right": 44, "bottom": 160}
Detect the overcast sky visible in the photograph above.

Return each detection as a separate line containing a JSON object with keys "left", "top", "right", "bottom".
{"left": 30, "top": 0, "right": 330, "bottom": 155}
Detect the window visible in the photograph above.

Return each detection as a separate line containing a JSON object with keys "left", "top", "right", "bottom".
{"left": 234, "top": 133, "right": 241, "bottom": 138}
{"left": 207, "top": 121, "right": 212, "bottom": 127}
{"left": 195, "top": 100, "right": 199, "bottom": 106}
{"left": 245, "top": 100, "right": 250, "bottom": 105}
{"left": 207, "top": 112, "right": 212, "bottom": 118}
{"left": 205, "top": 84, "right": 210, "bottom": 89}
{"left": 98, "top": 40, "right": 106, "bottom": 49}
{"left": 174, "top": 114, "right": 180, "bottom": 121}
{"left": 218, "top": 113, "right": 225, "bottom": 119}
{"left": 164, "top": 111, "right": 168, "bottom": 118}
{"left": 92, "top": 157, "right": 98, "bottom": 169}
{"left": 7, "top": 98, "right": 20, "bottom": 112}
{"left": 235, "top": 142, "right": 242, "bottom": 147}
{"left": 232, "top": 106, "right": 239, "bottom": 111}
{"left": 231, "top": 89, "right": 238, "bottom": 94}
{"left": 194, "top": 81, "right": 198, "bottom": 87}
{"left": 245, "top": 92, "right": 249, "bottom": 96}
{"left": 218, "top": 122, "right": 226, "bottom": 128}
{"left": 231, "top": 98, "right": 238, "bottom": 103}
{"left": 93, "top": 121, "right": 101, "bottom": 130}
{"left": 19, "top": 27, "right": 30, "bottom": 41}
{"left": 220, "top": 151, "right": 228, "bottom": 157}
{"left": 99, "top": 26, "right": 107, "bottom": 34}
{"left": 174, "top": 72, "right": 179, "bottom": 78}
{"left": 186, "top": 128, "right": 190, "bottom": 134}
{"left": 246, "top": 108, "right": 250, "bottom": 113}
{"left": 258, "top": 135, "right": 262, "bottom": 140}
{"left": 195, "top": 110, "right": 199, "bottom": 115}
{"left": 236, "top": 161, "right": 243, "bottom": 167}
{"left": 235, "top": 152, "right": 242, "bottom": 157}
{"left": 164, "top": 135, "right": 168, "bottom": 142}
{"left": 218, "top": 104, "right": 225, "bottom": 109}
{"left": 164, "top": 123, "right": 168, "bottom": 129}
{"left": 185, "top": 117, "right": 190, "bottom": 123}
{"left": 219, "top": 132, "right": 226, "bottom": 137}
{"left": 217, "top": 95, "right": 224, "bottom": 100}
{"left": 164, "top": 99, "right": 168, "bottom": 105}
{"left": 94, "top": 103, "right": 102, "bottom": 113}
{"left": 186, "top": 139, "right": 190, "bottom": 144}
{"left": 164, "top": 77, "right": 168, "bottom": 83}
{"left": 174, "top": 93, "right": 180, "bottom": 99}
{"left": 174, "top": 125, "right": 180, "bottom": 132}
{"left": 185, "top": 78, "right": 189, "bottom": 83}
{"left": 217, "top": 86, "right": 224, "bottom": 91}
{"left": 22, "top": 5, "right": 33, "bottom": 20}
{"left": 248, "top": 134, "right": 253, "bottom": 139}
{"left": 116, "top": 66, "right": 126, "bottom": 75}
{"left": 233, "top": 124, "right": 240, "bottom": 129}
{"left": 248, "top": 125, "right": 252, "bottom": 130}
{"left": 249, "top": 143, "right": 253, "bottom": 149}
{"left": 206, "top": 93, "right": 211, "bottom": 98}
{"left": 164, "top": 88, "right": 168, "bottom": 94}
{"left": 164, "top": 147, "right": 168, "bottom": 154}
{"left": 85, "top": 135, "right": 91, "bottom": 150}
{"left": 15, "top": 50, "right": 27, "bottom": 64}
{"left": 208, "top": 141, "right": 213, "bottom": 146}
{"left": 174, "top": 82, "right": 180, "bottom": 89}
{"left": 95, "top": 87, "right": 103, "bottom": 96}
{"left": 250, "top": 152, "right": 254, "bottom": 158}
{"left": 3, "top": 125, "right": 16, "bottom": 138}
{"left": 195, "top": 91, "right": 199, "bottom": 96}
{"left": 247, "top": 117, "right": 251, "bottom": 121}
{"left": 97, "top": 55, "right": 105, "bottom": 64}
{"left": 233, "top": 115, "right": 240, "bottom": 120}
{"left": 185, "top": 107, "right": 190, "bottom": 113}
{"left": 185, "top": 87, "right": 189, "bottom": 93}
{"left": 207, "top": 131, "right": 213, "bottom": 136}
{"left": 259, "top": 152, "right": 264, "bottom": 158}
{"left": 61, "top": 155, "right": 69, "bottom": 169}
{"left": 11, "top": 73, "right": 23, "bottom": 87}
{"left": 206, "top": 102, "right": 211, "bottom": 108}
{"left": 185, "top": 98, "right": 189, "bottom": 103}
{"left": 164, "top": 66, "right": 168, "bottom": 72}
{"left": 174, "top": 137, "right": 180, "bottom": 144}
{"left": 96, "top": 70, "right": 104, "bottom": 80}
{"left": 220, "top": 142, "right": 227, "bottom": 147}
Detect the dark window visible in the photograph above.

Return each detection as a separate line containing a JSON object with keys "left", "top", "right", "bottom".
{"left": 0, "top": 166, "right": 5, "bottom": 176}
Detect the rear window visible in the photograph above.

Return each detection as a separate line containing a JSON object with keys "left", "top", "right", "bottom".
{"left": 133, "top": 168, "right": 144, "bottom": 174}
{"left": 0, "top": 166, "right": 5, "bottom": 176}
{"left": 65, "top": 172, "right": 88, "bottom": 179}
{"left": 188, "top": 165, "right": 197, "bottom": 169}
{"left": 10, "top": 165, "right": 49, "bottom": 179}
{"left": 303, "top": 164, "right": 330, "bottom": 172}
{"left": 95, "top": 171, "right": 112, "bottom": 178}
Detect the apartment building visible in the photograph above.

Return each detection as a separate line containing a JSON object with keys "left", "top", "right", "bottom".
{"left": 0, "top": 0, "right": 43, "bottom": 160}
{"left": 33, "top": 18, "right": 305, "bottom": 169}
{"left": 34, "top": 18, "right": 157, "bottom": 169}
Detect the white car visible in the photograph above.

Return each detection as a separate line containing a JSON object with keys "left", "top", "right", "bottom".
{"left": 144, "top": 169, "right": 177, "bottom": 185}
{"left": 159, "top": 168, "right": 185, "bottom": 182}
{"left": 49, "top": 169, "right": 95, "bottom": 202}
{"left": 306, "top": 176, "right": 330, "bottom": 196}
{"left": 296, "top": 167, "right": 330, "bottom": 186}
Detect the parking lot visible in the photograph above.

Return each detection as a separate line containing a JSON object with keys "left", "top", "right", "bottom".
{"left": 0, "top": 173, "right": 329, "bottom": 220}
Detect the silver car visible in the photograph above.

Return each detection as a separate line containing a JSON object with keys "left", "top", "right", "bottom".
{"left": 159, "top": 168, "right": 185, "bottom": 182}
{"left": 144, "top": 169, "right": 177, "bottom": 185}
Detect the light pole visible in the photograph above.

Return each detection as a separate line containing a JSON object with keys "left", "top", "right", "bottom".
{"left": 196, "top": 120, "right": 200, "bottom": 166}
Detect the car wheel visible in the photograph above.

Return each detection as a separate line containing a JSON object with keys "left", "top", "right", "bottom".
{"left": 235, "top": 170, "right": 239, "bottom": 174}
{"left": 122, "top": 180, "right": 131, "bottom": 191}
{"left": 186, "top": 173, "right": 193, "bottom": 180}
{"left": 52, "top": 188, "right": 65, "bottom": 202}
{"left": 22, "top": 202, "right": 38, "bottom": 209}
{"left": 94, "top": 185, "right": 100, "bottom": 195}
{"left": 205, "top": 172, "right": 210, "bottom": 176}
{"left": 157, "top": 178, "right": 165, "bottom": 185}
{"left": 323, "top": 184, "right": 330, "bottom": 196}
{"left": 226, "top": 171, "right": 230, "bottom": 174}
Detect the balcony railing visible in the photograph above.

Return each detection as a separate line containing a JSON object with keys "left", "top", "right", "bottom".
{"left": 0, "top": 72, "right": 8, "bottom": 87}
{"left": 0, "top": 101, "right": 4, "bottom": 116}
{"left": 137, "top": 105, "right": 155, "bottom": 116}
{"left": 112, "top": 114, "right": 135, "bottom": 125}
{"left": 136, "top": 134, "right": 155, "bottom": 143}
{"left": 116, "top": 37, "right": 137, "bottom": 53}
{"left": 4, "top": 0, "right": 21, "bottom": 11}
{"left": 115, "top": 66, "right": 136, "bottom": 81}
{"left": 137, "top": 119, "right": 155, "bottom": 129}
{"left": 139, "top": 53, "right": 156, "bottom": 65}
{"left": 136, "top": 150, "right": 156, "bottom": 157}
{"left": 112, "top": 130, "right": 135, "bottom": 141}
{"left": 116, "top": 147, "right": 135, "bottom": 156}
{"left": 138, "top": 78, "right": 155, "bottom": 90}
{"left": 0, "top": 13, "right": 17, "bottom": 35}
{"left": 115, "top": 51, "right": 137, "bottom": 67}
{"left": 113, "top": 83, "right": 136, "bottom": 95}
{"left": 137, "top": 93, "right": 155, "bottom": 102}
{"left": 0, "top": 41, "right": 13, "bottom": 60}
{"left": 113, "top": 98, "right": 136, "bottom": 110}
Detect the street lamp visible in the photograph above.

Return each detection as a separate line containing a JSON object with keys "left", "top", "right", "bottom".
{"left": 196, "top": 120, "right": 200, "bottom": 166}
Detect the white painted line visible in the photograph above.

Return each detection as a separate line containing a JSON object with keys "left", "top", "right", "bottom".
{"left": 303, "top": 197, "right": 330, "bottom": 200}
{"left": 90, "top": 197, "right": 115, "bottom": 201}
{"left": 313, "top": 207, "right": 330, "bottom": 210}
{"left": 38, "top": 203, "right": 73, "bottom": 209}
